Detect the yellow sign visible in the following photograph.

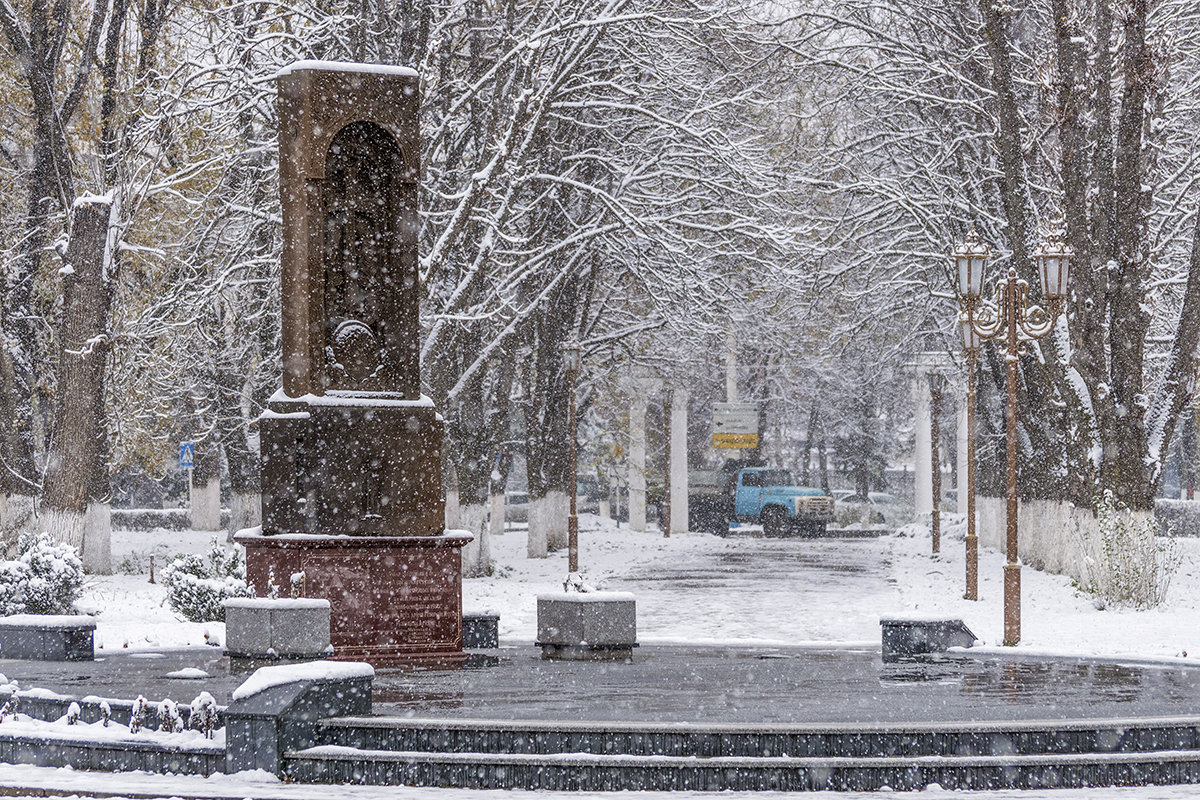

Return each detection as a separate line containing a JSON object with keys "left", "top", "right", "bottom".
{"left": 713, "top": 433, "right": 758, "bottom": 449}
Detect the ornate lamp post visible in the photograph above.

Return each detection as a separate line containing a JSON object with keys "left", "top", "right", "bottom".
{"left": 928, "top": 371, "right": 946, "bottom": 555}
{"left": 954, "top": 223, "right": 1072, "bottom": 645}
{"left": 954, "top": 229, "right": 988, "bottom": 601}
{"left": 563, "top": 338, "right": 582, "bottom": 574}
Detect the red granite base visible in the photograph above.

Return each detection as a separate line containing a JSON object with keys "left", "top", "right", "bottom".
{"left": 236, "top": 532, "right": 471, "bottom": 663}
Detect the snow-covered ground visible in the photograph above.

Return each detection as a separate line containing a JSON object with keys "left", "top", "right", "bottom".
{"left": 465, "top": 514, "right": 1200, "bottom": 661}
{"left": 84, "top": 513, "right": 1200, "bottom": 660}
{"left": 3, "top": 762, "right": 1200, "bottom": 800}
{"left": 2, "top": 767, "right": 1200, "bottom": 800}
{"left": 35, "top": 513, "right": 1200, "bottom": 799}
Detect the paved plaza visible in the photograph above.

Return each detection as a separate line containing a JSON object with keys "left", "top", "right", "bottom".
{"left": 3, "top": 642, "right": 1199, "bottom": 726}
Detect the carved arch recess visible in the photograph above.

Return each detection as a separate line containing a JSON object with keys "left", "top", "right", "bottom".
{"left": 320, "top": 120, "right": 419, "bottom": 395}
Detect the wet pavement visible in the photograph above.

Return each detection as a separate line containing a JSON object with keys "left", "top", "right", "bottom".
{"left": 597, "top": 535, "right": 902, "bottom": 642}
{"left": 4, "top": 644, "right": 1200, "bottom": 724}
{"left": 370, "top": 645, "right": 1200, "bottom": 723}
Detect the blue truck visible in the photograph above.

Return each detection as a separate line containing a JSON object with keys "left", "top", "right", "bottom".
{"left": 689, "top": 465, "right": 835, "bottom": 537}
{"left": 730, "top": 467, "right": 834, "bottom": 537}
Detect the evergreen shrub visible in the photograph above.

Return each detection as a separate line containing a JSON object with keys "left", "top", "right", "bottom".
{"left": 161, "top": 542, "right": 252, "bottom": 622}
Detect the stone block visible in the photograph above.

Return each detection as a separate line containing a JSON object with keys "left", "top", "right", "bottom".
{"left": 880, "top": 616, "right": 978, "bottom": 662}
{"left": 463, "top": 612, "right": 499, "bottom": 649}
{"left": 537, "top": 593, "right": 637, "bottom": 661}
{"left": 224, "top": 599, "right": 331, "bottom": 659}
{"left": 225, "top": 660, "right": 374, "bottom": 775}
{"left": 0, "top": 615, "right": 95, "bottom": 661}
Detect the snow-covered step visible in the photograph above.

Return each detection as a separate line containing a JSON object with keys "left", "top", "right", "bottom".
{"left": 316, "top": 715, "right": 1200, "bottom": 759}
{"left": 282, "top": 745, "right": 1200, "bottom": 791}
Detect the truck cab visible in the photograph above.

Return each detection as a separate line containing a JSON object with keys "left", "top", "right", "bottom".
{"left": 731, "top": 467, "right": 834, "bottom": 537}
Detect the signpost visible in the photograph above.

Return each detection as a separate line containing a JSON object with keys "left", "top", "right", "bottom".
{"left": 712, "top": 403, "right": 759, "bottom": 450}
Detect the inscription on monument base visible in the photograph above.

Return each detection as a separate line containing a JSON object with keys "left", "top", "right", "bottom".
{"left": 237, "top": 532, "right": 470, "bottom": 662}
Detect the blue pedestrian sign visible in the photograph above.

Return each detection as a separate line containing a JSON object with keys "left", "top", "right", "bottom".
{"left": 179, "top": 442, "right": 194, "bottom": 468}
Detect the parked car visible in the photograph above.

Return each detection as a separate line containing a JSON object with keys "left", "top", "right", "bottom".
{"left": 835, "top": 492, "right": 907, "bottom": 526}
{"left": 504, "top": 491, "right": 529, "bottom": 524}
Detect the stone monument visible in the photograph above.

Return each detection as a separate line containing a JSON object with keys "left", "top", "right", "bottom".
{"left": 237, "top": 61, "right": 470, "bottom": 662}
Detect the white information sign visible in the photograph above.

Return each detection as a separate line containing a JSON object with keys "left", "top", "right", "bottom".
{"left": 712, "top": 403, "right": 759, "bottom": 449}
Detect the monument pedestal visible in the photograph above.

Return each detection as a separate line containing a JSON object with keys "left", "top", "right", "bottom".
{"left": 237, "top": 532, "right": 471, "bottom": 663}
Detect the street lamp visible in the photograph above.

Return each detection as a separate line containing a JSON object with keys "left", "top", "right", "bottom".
{"left": 563, "top": 338, "right": 582, "bottom": 574}
{"left": 953, "top": 226, "right": 989, "bottom": 602}
{"left": 954, "top": 222, "right": 1072, "bottom": 645}
{"left": 928, "top": 371, "right": 946, "bottom": 555}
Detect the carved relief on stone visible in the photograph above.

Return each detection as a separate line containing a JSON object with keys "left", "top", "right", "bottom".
{"left": 322, "top": 120, "right": 403, "bottom": 392}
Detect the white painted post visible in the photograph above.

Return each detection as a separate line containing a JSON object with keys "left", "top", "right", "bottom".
{"left": 629, "top": 396, "right": 647, "bottom": 532}
{"left": 669, "top": 388, "right": 689, "bottom": 534}
{"left": 489, "top": 491, "right": 505, "bottom": 537}
{"left": 725, "top": 320, "right": 740, "bottom": 460}
{"left": 913, "top": 371, "right": 933, "bottom": 518}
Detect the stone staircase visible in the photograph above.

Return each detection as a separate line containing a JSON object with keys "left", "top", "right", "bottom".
{"left": 282, "top": 716, "right": 1200, "bottom": 791}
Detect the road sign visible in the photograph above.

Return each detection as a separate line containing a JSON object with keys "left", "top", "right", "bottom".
{"left": 713, "top": 403, "right": 759, "bottom": 449}
{"left": 179, "top": 442, "right": 194, "bottom": 468}
{"left": 713, "top": 432, "right": 759, "bottom": 449}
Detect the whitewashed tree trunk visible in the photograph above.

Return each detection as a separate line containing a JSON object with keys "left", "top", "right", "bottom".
{"left": 489, "top": 492, "right": 505, "bottom": 537}
{"left": 0, "top": 494, "right": 34, "bottom": 551}
{"left": 458, "top": 502, "right": 489, "bottom": 577}
{"left": 229, "top": 492, "right": 261, "bottom": 537}
{"left": 544, "top": 490, "right": 568, "bottom": 550}
{"left": 445, "top": 485, "right": 461, "bottom": 530}
{"left": 190, "top": 477, "right": 221, "bottom": 531}
{"left": 526, "top": 496, "right": 548, "bottom": 559}
{"left": 40, "top": 509, "right": 86, "bottom": 554}
{"left": 82, "top": 502, "right": 111, "bottom": 574}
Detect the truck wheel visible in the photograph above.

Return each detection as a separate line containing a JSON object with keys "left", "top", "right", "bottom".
{"left": 762, "top": 507, "right": 788, "bottom": 538}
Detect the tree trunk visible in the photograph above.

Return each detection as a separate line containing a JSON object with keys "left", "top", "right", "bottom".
{"left": 801, "top": 406, "right": 817, "bottom": 485}
{"left": 190, "top": 444, "right": 222, "bottom": 531}
{"left": 524, "top": 332, "right": 572, "bottom": 555}
{"left": 40, "top": 198, "right": 114, "bottom": 567}
{"left": 215, "top": 371, "right": 260, "bottom": 536}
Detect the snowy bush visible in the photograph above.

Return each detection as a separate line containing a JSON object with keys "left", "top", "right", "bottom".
{"left": 1081, "top": 491, "right": 1179, "bottom": 610}
{"left": 189, "top": 691, "right": 218, "bottom": 739}
{"left": 18, "top": 534, "right": 85, "bottom": 614}
{"left": 0, "top": 534, "right": 85, "bottom": 615}
{"left": 161, "top": 542, "right": 252, "bottom": 622}
{"left": 0, "top": 562, "right": 29, "bottom": 616}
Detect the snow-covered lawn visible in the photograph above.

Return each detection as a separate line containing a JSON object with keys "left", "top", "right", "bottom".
{"left": 19, "top": 515, "right": 1200, "bottom": 799}
{"left": 465, "top": 515, "right": 1200, "bottom": 662}
{"left": 85, "top": 514, "right": 1200, "bottom": 662}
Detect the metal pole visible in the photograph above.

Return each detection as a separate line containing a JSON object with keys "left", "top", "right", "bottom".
{"left": 965, "top": 347, "right": 979, "bottom": 600}
{"left": 662, "top": 392, "right": 671, "bottom": 538}
{"left": 930, "top": 382, "right": 942, "bottom": 554}
{"left": 568, "top": 364, "right": 579, "bottom": 573}
{"left": 1003, "top": 273, "right": 1021, "bottom": 645}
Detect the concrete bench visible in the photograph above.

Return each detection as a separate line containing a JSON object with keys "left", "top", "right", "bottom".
{"left": 463, "top": 611, "right": 499, "bottom": 649}
{"left": 880, "top": 615, "right": 978, "bottom": 662}
{"left": 0, "top": 615, "right": 95, "bottom": 661}
{"left": 224, "top": 598, "right": 331, "bottom": 660}
{"left": 536, "top": 592, "right": 637, "bottom": 661}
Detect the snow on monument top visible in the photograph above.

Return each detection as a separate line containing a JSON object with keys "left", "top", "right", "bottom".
{"left": 275, "top": 60, "right": 418, "bottom": 79}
